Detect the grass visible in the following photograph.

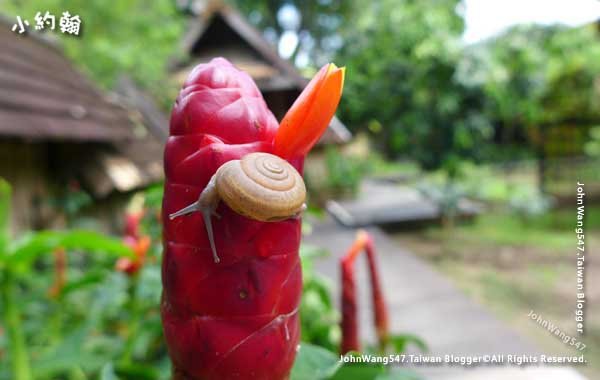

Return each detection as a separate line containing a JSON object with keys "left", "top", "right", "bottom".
{"left": 391, "top": 206, "right": 600, "bottom": 379}
{"left": 367, "top": 153, "right": 421, "bottom": 178}
{"left": 418, "top": 204, "right": 600, "bottom": 250}
{"left": 434, "top": 206, "right": 599, "bottom": 250}
{"left": 360, "top": 153, "right": 600, "bottom": 376}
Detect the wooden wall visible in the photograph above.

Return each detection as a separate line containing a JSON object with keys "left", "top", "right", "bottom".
{"left": 0, "top": 140, "right": 55, "bottom": 233}
{"left": 0, "top": 140, "right": 138, "bottom": 235}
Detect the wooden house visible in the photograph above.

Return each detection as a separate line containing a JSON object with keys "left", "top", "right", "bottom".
{"left": 0, "top": 17, "right": 165, "bottom": 232}
{"left": 0, "top": 3, "right": 351, "bottom": 232}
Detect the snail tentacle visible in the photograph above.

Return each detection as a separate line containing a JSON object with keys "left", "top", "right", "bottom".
{"left": 170, "top": 175, "right": 221, "bottom": 263}
{"left": 196, "top": 175, "right": 221, "bottom": 263}
{"left": 201, "top": 206, "right": 219, "bottom": 263}
{"left": 168, "top": 202, "right": 201, "bottom": 219}
{"left": 168, "top": 152, "right": 306, "bottom": 264}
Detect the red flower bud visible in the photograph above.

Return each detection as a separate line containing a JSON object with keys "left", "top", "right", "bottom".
{"left": 124, "top": 211, "right": 144, "bottom": 239}
{"left": 340, "top": 230, "right": 389, "bottom": 354}
{"left": 116, "top": 235, "right": 151, "bottom": 276}
{"left": 48, "top": 247, "right": 67, "bottom": 298}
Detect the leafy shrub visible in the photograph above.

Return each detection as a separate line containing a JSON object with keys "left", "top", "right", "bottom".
{"left": 324, "top": 146, "right": 369, "bottom": 197}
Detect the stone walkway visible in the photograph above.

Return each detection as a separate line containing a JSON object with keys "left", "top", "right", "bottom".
{"left": 325, "top": 179, "right": 481, "bottom": 227}
{"left": 303, "top": 217, "right": 586, "bottom": 380}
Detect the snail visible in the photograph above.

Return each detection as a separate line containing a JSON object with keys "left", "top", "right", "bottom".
{"left": 169, "top": 152, "right": 307, "bottom": 263}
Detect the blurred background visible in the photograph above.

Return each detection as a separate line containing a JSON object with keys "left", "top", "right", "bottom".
{"left": 0, "top": 0, "right": 599, "bottom": 379}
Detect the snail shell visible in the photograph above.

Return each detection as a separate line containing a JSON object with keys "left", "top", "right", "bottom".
{"left": 215, "top": 152, "right": 306, "bottom": 222}
{"left": 168, "top": 152, "right": 306, "bottom": 263}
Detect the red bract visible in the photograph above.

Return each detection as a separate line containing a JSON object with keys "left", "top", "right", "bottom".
{"left": 162, "top": 58, "right": 343, "bottom": 380}
{"left": 162, "top": 58, "right": 343, "bottom": 379}
{"left": 340, "top": 230, "right": 389, "bottom": 354}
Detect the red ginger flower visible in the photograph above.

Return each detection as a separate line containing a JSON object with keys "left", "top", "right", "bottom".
{"left": 162, "top": 57, "right": 344, "bottom": 380}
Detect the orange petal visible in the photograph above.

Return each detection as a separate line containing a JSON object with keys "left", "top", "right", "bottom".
{"left": 134, "top": 236, "right": 152, "bottom": 258}
{"left": 274, "top": 63, "right": 345, "bottom": 159}
{"left": 342, "top": 230, "right": 369, "bottom": 264}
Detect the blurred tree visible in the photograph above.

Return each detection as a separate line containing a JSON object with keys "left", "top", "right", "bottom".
{"left": 335, "top": 0, "right": 492, "bottom": 171}
{"left": 228, "top": 0, "right": 355, "bottom": 67}
{"left": 5, "top": 0, "right": 185, "bottom": 100}
{"left": 470, "top": 23, "right": 600, "bottom": 192}
{"left": 478, "top": 23, "right": 600, "bottom": 145}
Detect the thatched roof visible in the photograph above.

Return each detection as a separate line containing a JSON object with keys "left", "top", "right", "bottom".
{"left": 0, "top": 16, "right": 135, "bottom": 142}
{"left": 0, "top": 15, "right": 165, "bottom": 197}
{"left": 80, "top": 77, "right": 167, "bottom": 197}
{"left": 173, "top": 2, "right": 305, "bottom": 89}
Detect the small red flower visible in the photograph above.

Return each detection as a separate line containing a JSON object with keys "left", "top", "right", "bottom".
{"left": 116, "top": 235, "right": 151, "bottom": 276}
{"left": 124, "top": 211, "right": 144, "bottom": 239}
{"left": 116, "top": 211, "right": 151, "bottom": 276}
{"left": 48, "top": 247, "right": 67, "bottom": 298}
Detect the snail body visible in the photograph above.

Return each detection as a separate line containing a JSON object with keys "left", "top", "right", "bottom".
{"left": 169, "top": 152, "right": 306, "bottom": 263}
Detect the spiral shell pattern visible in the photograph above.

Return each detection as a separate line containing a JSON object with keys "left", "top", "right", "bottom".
{"left": 215, "top": 152, "right": 306, "bottom": 221}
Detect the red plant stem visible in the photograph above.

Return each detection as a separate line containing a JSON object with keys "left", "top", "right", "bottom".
{"left": 48, "top": 247, "right": 67, "bottom": 298}
{"left": 340, "top": 231, "right": 368, "bottom": 354}
{"left": 124, "top": 211, "right": 144, "bottom": 239}
{"left": 340, "top": 230, "right": 389, "bottom": 354}
{"left": 365, "top": 236, "right": 389, "bottom": 351}
{"left": 341, "top": 255, "right": 359, "bottom": 354}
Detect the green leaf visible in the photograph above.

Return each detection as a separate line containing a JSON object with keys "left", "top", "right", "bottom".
{"left": 300, "top": 245, "right": 329, "bottom": 261}
{"left": 115, "top": 363, "right": 159, "bottom": 380}
{"left": 290, "top": 343, "right": 342, "bottom": 380}
{"left": 330, "top": 361, "right": 385, "bottom": 380}
{"left": 309, "top": 276, "right": 334, "bottom": 309}
{"left": 32, "top": 327, "right": 108, "bottom": 377}
{"left": 60, "top": 269, "right": 108, "bottom": 297}
{"left": 389, "top": 334, "right": 428, "bottom": 353}
{"left": 0, "top": 178, "right": 10, "bottom": 257}
{"left": 100, "top": 363, "right": 120, "bottom": 380}
{"left": 375, "top": 369, "right": 423, "bottom": 380}
{"left": 1, "top": 270, "right": 32, "bottom": 380}
{"left": 7, "top": 230, "right": 133, "bottom": 272}
{"left": 143, "top": 184, "right": 164, "bottom": 208}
